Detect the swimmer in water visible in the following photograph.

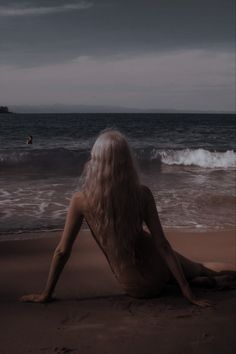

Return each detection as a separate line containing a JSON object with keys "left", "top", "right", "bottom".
{"left": 26, "top": 135, "right": 33, "bottom": 144}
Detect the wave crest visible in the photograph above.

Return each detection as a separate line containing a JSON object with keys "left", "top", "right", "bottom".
{"left": 152, "top": 149, "right": 236, "bottom": 168}
{"left": 0, "top": 148, "right": 235, "bottom": 172}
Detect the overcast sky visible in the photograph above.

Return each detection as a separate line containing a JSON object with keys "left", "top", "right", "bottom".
{"left": 0, "top": 0, "right": 235, "bottom": 111}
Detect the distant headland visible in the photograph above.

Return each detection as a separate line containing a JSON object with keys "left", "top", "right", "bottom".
{"left": 0, "top": 106, "right": 12, "bottom": 114}
{"left": 7, "top": 104, "right": 236, "bottom": 114}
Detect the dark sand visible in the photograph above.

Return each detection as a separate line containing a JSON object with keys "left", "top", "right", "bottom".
{"left": 0, "top": 229, "right": 236, "bottom": 354}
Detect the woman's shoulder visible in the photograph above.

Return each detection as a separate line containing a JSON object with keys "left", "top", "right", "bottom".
{"left": 70, "top": 191, "right": 87, "bottom": 212}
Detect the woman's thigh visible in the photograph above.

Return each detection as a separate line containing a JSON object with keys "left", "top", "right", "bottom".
{"left": 169, "top": 253, "right": 236, "bottom": 283}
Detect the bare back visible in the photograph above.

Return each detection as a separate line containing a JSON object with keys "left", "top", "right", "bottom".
{"left": 80, "top": 185, "right": 171, "bottom": 297}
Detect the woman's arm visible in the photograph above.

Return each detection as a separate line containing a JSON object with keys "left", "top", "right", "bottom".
{"left": 20, "top": 192, "right": 84, "bottom": 303}
{"left": 143, "top": 186, "right": 212, "bottom": 307}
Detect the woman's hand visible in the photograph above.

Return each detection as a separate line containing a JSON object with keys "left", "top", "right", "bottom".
{"left": 182, "top": 283, "right": 214, "bottom": 308}
{"left": 187, "top": 295, "right": 214, "bottom": 308}
{"left": 20, "top": 293, "right": 52, "bottom": 303}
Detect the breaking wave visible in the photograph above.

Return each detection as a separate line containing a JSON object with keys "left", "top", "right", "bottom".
{"left": 152, "top": 149, "right": 236, "bottom": 168}
{"left": 0, "top": 148, "right": 235, "bottom": 173}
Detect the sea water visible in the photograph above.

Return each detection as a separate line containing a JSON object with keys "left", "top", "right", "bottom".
{"left": 0, "top": 113, "right": 235, "bottom": 239}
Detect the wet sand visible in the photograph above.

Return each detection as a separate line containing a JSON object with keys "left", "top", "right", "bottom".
{"left": 0, "top": 229, "right": 236, "bottom": 354}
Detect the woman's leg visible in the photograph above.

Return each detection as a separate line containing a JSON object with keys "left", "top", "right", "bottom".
{"left": 142, "top": 229, "right": 236, "bottom": 289}
{"left": 174, "top": 251, "right": 216, "bottom": 279}
{"left": 199, "top": 261, "right": 236, "bottom": 289}
{"left": 172, "top": 251, "right": 236, "bottom": 289}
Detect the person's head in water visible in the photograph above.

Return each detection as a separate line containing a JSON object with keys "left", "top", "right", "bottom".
{"left": 82, "top": 130, "right": 142, "bottom": 253}
{"left": 26, "top": 135, "right": 33, "bottom": 144}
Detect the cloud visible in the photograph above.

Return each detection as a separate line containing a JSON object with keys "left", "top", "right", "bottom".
{"left": 0, "top": 1, "right": 92, "bottom": 17}
{"left": 0, "top": 0, "right": 234, "bottom": 67}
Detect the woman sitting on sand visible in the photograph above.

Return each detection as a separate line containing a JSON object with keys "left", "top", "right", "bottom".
{"left": 21, "top": 130, "right": 236, "bottom": 307}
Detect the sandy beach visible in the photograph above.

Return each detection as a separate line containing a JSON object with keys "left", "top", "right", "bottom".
{"left": 0, "top": 229, "right": 236, "bottom": 354}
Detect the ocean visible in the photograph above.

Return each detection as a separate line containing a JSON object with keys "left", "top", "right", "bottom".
{"left": 0, "top": 113, "right": 235, "bottom": 240}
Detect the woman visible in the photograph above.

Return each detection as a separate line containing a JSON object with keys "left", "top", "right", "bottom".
{"left": 21, "top": 130, "right": 236, "bottom": 307}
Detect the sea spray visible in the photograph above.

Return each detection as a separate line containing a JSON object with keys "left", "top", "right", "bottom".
{"left": 154, "top": 149, "right": 236, "bottom": 168}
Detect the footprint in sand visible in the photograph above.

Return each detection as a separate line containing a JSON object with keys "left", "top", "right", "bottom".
{"left": 53, "top": 347, "right": 77, "bottom": 353}
{"left": 40, "top": 347, "right": 76, "bottom": 353}
{"left": 57, "top": 313, "right": 90, "bottom": 330}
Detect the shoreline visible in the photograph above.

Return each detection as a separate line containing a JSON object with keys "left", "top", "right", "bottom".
{"left": 0, "top": 226, "right": 235, "bottom": 242}
{"left": 1, "top": 229, "right": 235, "bottom": 265}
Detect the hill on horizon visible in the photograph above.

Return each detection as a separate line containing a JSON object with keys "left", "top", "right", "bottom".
{"left": 9, "top": 104, "right": 235, "bottom": 114}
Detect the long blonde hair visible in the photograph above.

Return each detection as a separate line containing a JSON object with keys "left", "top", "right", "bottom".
{"left": 82, "top": 129, "right": 142, "bottom": 255}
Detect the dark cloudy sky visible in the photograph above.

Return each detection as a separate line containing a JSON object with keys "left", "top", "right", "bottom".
{"left": 0, "top": 0, "right": 235, "bottom": 111}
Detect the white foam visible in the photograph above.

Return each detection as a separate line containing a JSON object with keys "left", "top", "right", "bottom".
{"left": 152, "top": 149, "right": 236, "bottom": 168}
